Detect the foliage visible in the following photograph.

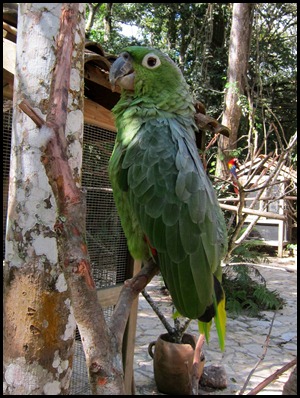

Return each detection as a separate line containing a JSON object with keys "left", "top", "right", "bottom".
{"left": 223, "top": 264, "right": 285, "bottom": 318}
{"left": 85, "top": 5, "right": 296, "bottom": 313}
{"left": 85, "top": 3, "right": 296, "bottom": 176}
{"left": 286, "top": 243, "right": 297, "bottom": 256}
{"left": 245, "top": 3, "right": 297, "bottom": 156}
{"left": 227, "top": 236, "right": 268, "bottom": 264}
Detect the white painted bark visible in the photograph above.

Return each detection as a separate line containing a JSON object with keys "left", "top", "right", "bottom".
{"left": 3, "top": 3, "right": 85, "bottom": 395}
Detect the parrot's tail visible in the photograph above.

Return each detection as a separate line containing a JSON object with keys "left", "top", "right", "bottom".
{"left": 198, "top": 276, "right": 226, "bottom": 351}
{"left": 233, "top": 182, "right": 239, "bottom": 195}
{"left": 198, "top": 276, "right": 223, "bottom": 322}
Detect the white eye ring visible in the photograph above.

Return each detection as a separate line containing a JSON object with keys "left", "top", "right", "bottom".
{"left": 142, "top": 53, "right": 161, "bottom": 69}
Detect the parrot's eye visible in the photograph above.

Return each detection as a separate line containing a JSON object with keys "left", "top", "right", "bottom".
{"left": 142, "top": 53, "right": 161, "bottom": 69}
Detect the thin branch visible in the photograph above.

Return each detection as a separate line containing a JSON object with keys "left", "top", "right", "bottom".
{"left": 235, "top": 215, "right": 259, "bottom": 245}
{"left": 18, "top": 99, "right": 45, "bottom": 128}
{"left": 225, "top": 187, "right": 248, "bottom": 258}
{"left": 253, "top": 125, "right": 274, "bottom": 159}
{"left": 178, "top": 318, "right": 193, "bottom": 336}
{"left": 244, "top": 154, "right": 272, "bottom": 187}
{"left": 244, "top": 179, "right": 290, "bottom": 194}
{"left": 141, "top": 288, "right": 175, "bottom": 336}
{"left": 85, "top": 3, "right": 102, "bottom": 34}
{"left": 247, "top": 358, "right": 297, "bottom": 395}
{"left": 239, "top": 312, "right": 276, "bottom": 395}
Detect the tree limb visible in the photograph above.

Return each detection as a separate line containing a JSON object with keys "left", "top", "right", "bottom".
{"left": 247, "top": 358, "right": 297, "bottom": 395}
{"left": 18, "top": 99, "right": 45, "bottom": 127}
{"left": 141, "top": 287, "right": 175, "bottom": 336}
{"left": 110, "top": 260, "right": 159, "bottom": 348}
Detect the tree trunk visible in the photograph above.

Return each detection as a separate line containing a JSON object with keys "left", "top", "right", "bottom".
{"left": 216, "top": 3, "right": 254, "bottom": 178}
{"left": 282, "top": 365, "right": 297, "bottom": 395}
{"left": 3, "top": 4, "right": 85, "bottom": 395}
{"left": 104, "top": 3, "right": 113, "bottom": 42}
{"left": 85, "top": 3, "right": 102, "bottom": 37}
{"left": 166, "top": 5, "right": 177, "bottom": 50}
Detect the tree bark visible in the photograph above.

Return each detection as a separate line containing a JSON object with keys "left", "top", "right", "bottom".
{"left": 4, "top": 3, "right": 169, "bottom": 395}
{"left": 104, "top": 3, "right": 113, "bottom": 41}
{"left": 282, "top": 365, "right": 297, "bottom": 395}
{"left": 216, "top": 3, "right": 254, "bottom": 178}
{"left": 85, "top": 3, "right": 102, "bottom": 37}
{"left": 3, "top": 4, "right": 85, "bottom": 395}
{"left": 4, "top": 4, "right": 160, "bottom": 395}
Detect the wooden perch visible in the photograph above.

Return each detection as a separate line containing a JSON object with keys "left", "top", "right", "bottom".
{"left": 111, "top": 260, "right": 159, "bottom": 346}
{"left": 141, "top": 288, "right": 175, "bottom": 336}
{"left": 219, "top": 203, "right": 286, "bottom": 221}
{"left": 195, "top": 112, "right": 230, "bottom": 138}
{"left": 194, "top": 100, "right": 230, "bottom": 138}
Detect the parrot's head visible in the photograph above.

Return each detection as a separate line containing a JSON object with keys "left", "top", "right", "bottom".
{"left": 109, "top": 46, "right": 194, "bottom": 115}
{"left": 228, "top": 158, "right": 240, "bottom": 169}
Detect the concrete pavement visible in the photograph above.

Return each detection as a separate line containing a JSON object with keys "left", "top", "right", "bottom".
{"left": 133, "top": 257, "right": 297, "bottom": 395}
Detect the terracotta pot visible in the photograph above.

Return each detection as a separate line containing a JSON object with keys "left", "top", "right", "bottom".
{"left": 148, "top": 333, "right": 204, "bottom": 395}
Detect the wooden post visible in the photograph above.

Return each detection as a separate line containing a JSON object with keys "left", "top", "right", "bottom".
{"left": 123, "top": 260, "right": 142, "bottom": 394}
{"left": 278, "top": 219, "right": 284, "bottom": 258}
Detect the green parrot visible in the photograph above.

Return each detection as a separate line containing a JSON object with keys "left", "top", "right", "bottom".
{"left": 108, "top": 46, "right": 228, "bottom": 350}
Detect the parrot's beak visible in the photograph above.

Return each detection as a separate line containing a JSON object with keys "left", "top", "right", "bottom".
{"left": 109, "top": 52, "right": 135, "bottom": 92}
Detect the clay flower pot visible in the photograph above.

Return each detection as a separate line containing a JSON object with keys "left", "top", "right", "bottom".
{"left": 148, "top": 332, "right": 205, "bottom": 395}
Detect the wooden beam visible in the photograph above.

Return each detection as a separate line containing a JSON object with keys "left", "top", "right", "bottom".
{"left": 84, "top": 63, "right": 121, "bottom": 94}
{"left": 3, "top": 37, "right": 117, "bottom": 132}
{"left": 218, "top": 196, "right": 297, "bottom": 202}
{"left": 3, "top": 21, "right": 18, "bottom": 37}
{"left": 3, "top": 37, "right": 16, "bottom": 75}
{"left": 84, "top": 97, "right": 116, "bottom": 131}
{"left": 123, "top": 260, "right": 142, "bottom": 395}
{"left": 96, "top": 284, "right": 123, "bottom": 307}
{"left": 219, "top": 203, "right": 286, "bottom": 221}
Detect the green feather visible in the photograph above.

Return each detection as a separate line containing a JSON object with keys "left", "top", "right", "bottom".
{"left": 214, "top": 295, "right": 226, "bottom": 351}
{"left": 198, "top": 319, "right": 212, "bottom": 345}
{"left": 109, "top": 46, "right": 228, "bottom": 351}
{"left": 198, "top": 293, "right": 226, "bottom": 351}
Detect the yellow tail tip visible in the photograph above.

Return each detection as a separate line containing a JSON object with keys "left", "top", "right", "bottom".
{"left": 198, "top": 296, "right": 226, "bottom": 351}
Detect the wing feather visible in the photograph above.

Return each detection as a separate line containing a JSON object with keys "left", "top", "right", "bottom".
{"left": 118, "top": 117, "right": 227, "bottom": 320}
